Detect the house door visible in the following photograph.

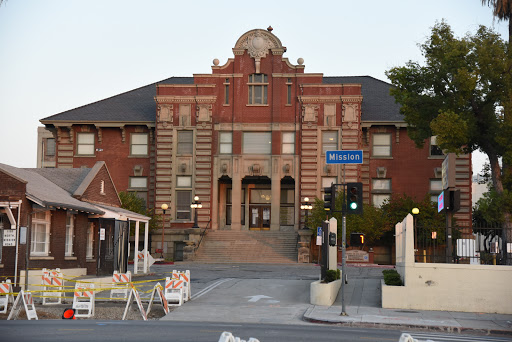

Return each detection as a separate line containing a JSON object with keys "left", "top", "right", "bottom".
{"left": 249, "top": 206, "right": 271, "bottom": 230}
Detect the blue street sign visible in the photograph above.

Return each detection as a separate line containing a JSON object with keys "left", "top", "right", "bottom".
{"left": 326, "top": 150, "right": 363, "bottom": 164}
{"left": 317, "top": 227, "right": 322, "bottom": 236}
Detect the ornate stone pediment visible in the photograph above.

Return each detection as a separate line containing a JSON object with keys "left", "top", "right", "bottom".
{"left": 233, "top": 29, "right": 286, "bottom": 73}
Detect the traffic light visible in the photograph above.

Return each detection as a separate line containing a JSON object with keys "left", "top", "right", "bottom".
{"left": 350, "top": 232, "right": 365, "bottom": 247}
{"left": 324, "top": 184, "right": 335, "bottom": 212}
{"left": 347, "top": 182, "right": 363, "bottom": 215}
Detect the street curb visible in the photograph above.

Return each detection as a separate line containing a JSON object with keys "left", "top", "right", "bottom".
{"left": 302, "top": 307, "right": 512, "bottom": 337}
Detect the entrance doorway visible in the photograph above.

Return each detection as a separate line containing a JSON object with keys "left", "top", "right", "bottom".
{"left": 249, "top": 206, "right": 271, "bottom": 230}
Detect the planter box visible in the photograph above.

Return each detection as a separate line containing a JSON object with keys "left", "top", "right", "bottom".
{"left": 310, "top": 279, "right": 342, "bottom": 306}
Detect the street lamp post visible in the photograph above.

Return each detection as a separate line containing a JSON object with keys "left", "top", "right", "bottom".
{"left": 160, "top": 203, "right": 168, "bottom": 258}
{"left": 300, "top": 197, "right": 313, "bottom": 230}
{"left": 190, "top": 195, "right": 202, "bottom": 228}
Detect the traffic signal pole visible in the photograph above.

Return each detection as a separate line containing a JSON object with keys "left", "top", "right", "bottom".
{"left": 341, "top": 165, "right": 347, "bottom": 316}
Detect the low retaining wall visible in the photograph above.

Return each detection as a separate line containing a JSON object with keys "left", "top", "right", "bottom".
{"left": 383, "top": 262, "right": 512, "bottom": 314}
{"left": 310, "top": 279, "right": 342, "bottom": 306}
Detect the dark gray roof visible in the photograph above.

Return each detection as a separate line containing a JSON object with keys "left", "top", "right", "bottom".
{"left": 40, "top": 75, "right": 402, "bottom": 124}
{"left": 40, "top": 77, "right": 192, "bottom": 124}
{"left": 30, "top": 168, "right": 91, "bottom": 195}
{"left": 0, "top": 163, "right": 104, "bottom": 214}
{"left": 323, "top": 76, "right": 404, "bottom": 122}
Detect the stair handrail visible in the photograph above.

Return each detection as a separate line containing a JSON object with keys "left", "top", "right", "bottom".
{"left": 195, "top": 219, "right": 211, "bottom": 251}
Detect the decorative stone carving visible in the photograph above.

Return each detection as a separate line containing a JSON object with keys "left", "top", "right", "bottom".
{"left": 376, "top": 167, "right": 387, "bottom": 178}
{"left": 179, "top": 104, "right": 191, "bottom": 127}
{"left": 324, "top": 103, "right": 336, "bottom": 127}
{"left": 234, "top": 29, "right": 285, "bottom": 73}
{"left": 342, "top": 103, "right": 357, "bottom": 122}
{"left": 196, "top": 104, "right": 212, "bottom": 122}
{"left": 283, "top": 164, "right": 291, "bottom": 174}
{"left": 158, "top": 105, "right": 173, "bottom": 123}
{"left": 97, "top": 127, "right": 102, "bottom": 143}
{"left": 121, "top": 126, "right": 126, "bottom": 143}
{"left": 302, "top": 105, "right": 318, "bottom": 122}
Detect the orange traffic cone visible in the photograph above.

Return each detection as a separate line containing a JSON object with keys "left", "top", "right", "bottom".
{"left": 62, "top": 308, "right": 76, "bottom": 319}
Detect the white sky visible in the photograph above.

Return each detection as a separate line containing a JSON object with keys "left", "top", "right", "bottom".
{"left": 0, "top": 0, "right": 507, "bottom": 175}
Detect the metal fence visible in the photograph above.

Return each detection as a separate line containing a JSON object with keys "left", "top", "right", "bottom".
{"left": 414, "top": 223, "right": 512, "bottom": 265}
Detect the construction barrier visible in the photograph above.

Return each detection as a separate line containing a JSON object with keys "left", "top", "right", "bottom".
{"left": 136, "top": 250, "right": 155, "bottom": 273}
{"left": 173, "top": 269, "right": 191, "bottom": 302}
{"left": 146, "top": 282, "right": 169, "bottom": 316}
{"left": 42, "top": 268, "right": 63, "bottom": 305}
{"left": 8, "top": 290, "right": 38, "bottom": 320}
{"left": 218, "top": 332, "right": 260, "bottom": 342}
{"left": 73, "top": 283, "right": 95, "bottom": 318}
{"left": 0, "top": 279, "right": 13, "bottom": 314}
{"left": 164, "top": 276, "right": 183, "bottom": 306}
{"left": 110, "top": 271, "right": 131, "bottom": 300}
{"left": 122, "top": 284, "right": 147, "bottom": 321}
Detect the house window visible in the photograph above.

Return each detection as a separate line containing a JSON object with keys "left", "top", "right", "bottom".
{"left": 248, "top": 74, "right": 268, "bottom": 105}
{"left": 224, "top": 78, "right": 230, "bottom": 105}
{"left": 372, "top": 134, "right": 392, "bottom": 157}
{"left": 176, "top": 176, "right": 192, "bottom": 188}
{"left": 322, "top": 131, "right": 338, "bottom": 154}
{"left": 77, "top": 133, "right": 95, "bottom": 155}
{"left": 280, "top": 189, "right": 294, "bottom": 226}
{"left": 176, "top": 190, "right": 191, "bottom": 220}
{"left": 243, "top": 132, "right": 271, "bottom": 154}
{"left": 129, "top": 177, "right": 148, "bottom": 206}
{"left": 31, "top": 211, "right": 50, "bottom": 256}
{"left": 286, "top": 78, "right": 292, "bottom": 105}
{"left": 430, "top": 179, "right": 443, "bottom": 203}
{"left": 219, "top": 132, "right": 233, "bottom": 154}
{"left": 177, "top": 131, "right": 193, "bottom": 155}
{"left": 130, "top": 133, "right": 149, "bottom": 156}
{"left": 86, "top": 222, "right": 94, "bottom": 259}
{"left": 282, "top": 132, "right": 295, "bottom": 154}
{"left": 226, "top": 188, "right": 245, "bottom": 225}
{"left": 65, "top": 213, "right": 75, "bottom": 256}
{"left": 430, "top": 136, "right": 444, "bottom": 156}
{"left": 372, "top": 179, "right": 391, "bottom": 208}
{"left": 46, "top": 138, "right": 56, "bottom": 156}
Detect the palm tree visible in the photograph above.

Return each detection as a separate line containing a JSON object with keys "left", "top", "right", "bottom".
{"left": 482, "top": 0, "right": 512, "bottom": 43}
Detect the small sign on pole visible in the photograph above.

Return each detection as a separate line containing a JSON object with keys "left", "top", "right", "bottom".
{"left": 100, "top": 228, "right": 105, "bottom": 241}
{"left": 326, "top": 150, "right": 363, "bottom": 164}
{"left": 316, "top": 227, "right": 322, "bottom": 245}
{"left": 2, "top": 230, "right": 16, "bottom": 247}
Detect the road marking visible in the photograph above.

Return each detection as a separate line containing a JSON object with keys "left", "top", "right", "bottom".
{"left": 191, "top": 278, "right": 233, "bottom": 300}
{"left": 245, "top": 295, "right": 272, "bottom": 303}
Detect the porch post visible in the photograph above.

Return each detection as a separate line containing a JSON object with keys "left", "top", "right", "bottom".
{"left": 143, "top": 220, "right": 149, "bottom": 273}
{"left": 134, "top": 220, "right": 140, "bottom": 274}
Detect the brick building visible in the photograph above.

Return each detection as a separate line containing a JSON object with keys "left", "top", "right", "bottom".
{"left": 38, "top": 28, "right": 472, "bottom": 261}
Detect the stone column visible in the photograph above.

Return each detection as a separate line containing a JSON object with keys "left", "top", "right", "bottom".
{"left": 231, "top": 157, "right": 242, "bottom": 230}
{"left": 271, "top": 157, "right": 281, "bottom": 231}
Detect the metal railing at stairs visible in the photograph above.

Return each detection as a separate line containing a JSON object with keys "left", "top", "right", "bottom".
{"left": 195, "top": 219, "right": 211, "bottom": 251}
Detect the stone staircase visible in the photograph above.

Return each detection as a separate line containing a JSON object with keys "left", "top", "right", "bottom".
{"left": 193, "top": 230, "right": 299, "bottom": 263}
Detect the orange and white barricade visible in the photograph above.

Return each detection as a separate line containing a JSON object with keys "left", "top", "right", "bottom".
{"left": 72, "top": 283, "right": 95, "bottom": 318}
{"left": 41, "top": 268, "right": 63, "bottom": 305}
{"left": 7, "top": 290, "right": 38, "bottom": 320}
{"left": 172, "top": 270, "right": 191, "bottom": 302}
{"left": 136, "top": 250, "right": 147, "bottom": 273}
{"left": 164, "top": 276, "right": 183, "bottom": 306}
{"left": 0, "top": 279, "right": 13, "bottom": 314}
{"left": 110, "top": 271, "right": 131, "bottom": 300}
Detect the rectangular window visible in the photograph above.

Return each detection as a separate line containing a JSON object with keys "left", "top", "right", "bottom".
{"left": 65, "top": 213, "right": 74, "bottom": 256}
{"left": 280, "top": 189, "right": 295, "bottom": 226}
{"left": 129, "top": 177, "right": 147, "bottom": 189}
{"left": 224, "top": 78, "right": 230, "bottom": 105}
{"left": 372, "top": 179, "right": 391, "bottom": 208}
{"left": 77, "top": 133, "right": 95, "bottom": 155}
{"left": 248, "top": 74, "right": 268, "bottom": 105}
{"left": 430, "top": 179, "right": 442, "bottom": 203}
{"left": 322, "top": 131, "right": 338, "bottom": 154}
{"left": 31, "top": 211, "right": 50, "bottom": 256}
{"left": 430, "top": 136, "right": 444, "bottom": 156}
{"left": 46, "top": 138, "right": 56, "bottom": 156}
{"left": 176, "top": 190, "right": 191, "bottom": 220}
{"left": 86, "top": 222, "right": 94, "bottom": 259}
{"left": 372, "top": 194, "right": 390, "bottom": 208}
{"left": 372, "top": 179, "right": 391, "bottom": 191}
{"left": 322, "top": 177, "right": 337, "bottom": 189}
{"left": 219, "top": 132, "right": 233, "bottom": 154}
{"left": 176, "top": 176, "right": 192, "bottom": 188}
{"left": 282, "top": 132, "right": 295, "bottom": 154}
{"left": 286, "top": 78, "right": 292, "bottom": 105}
{"left": 226, "top": 188, "right": 245, "bottom": 225}
{"left": 243, "top": 132, "right": 272, "bottom": 154}
{"left": 130, "top": 133, "right": 148, "bottom": 156}
{"left": 177, "top": 131, "right": 193, "bottom": 155}
{"left": 372, "top": 134, "right": 391, "bottom": 157}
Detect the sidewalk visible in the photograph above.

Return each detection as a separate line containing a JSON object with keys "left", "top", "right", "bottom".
{"left": 303, "top": 265, "right": 512, "bottom": 336}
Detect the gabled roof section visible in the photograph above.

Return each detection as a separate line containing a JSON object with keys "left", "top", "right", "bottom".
{"left": 0, "top": 163, "right": 104, "bottom": 214}
{"left": 40, "top": 77, "right": 192, "bottom": 124}
{"left": 323, "top": 76, "right": 403, "bottom": 123}
{"left": 30, "top": 167, "right": 91, "bottom": 194}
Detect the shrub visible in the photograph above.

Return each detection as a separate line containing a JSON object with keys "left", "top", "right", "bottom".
{"left": 382, "top": 269, "right": 403, "bottom": 286}
{"left": 325, "top": 269, "right": 341, "bottom": 283}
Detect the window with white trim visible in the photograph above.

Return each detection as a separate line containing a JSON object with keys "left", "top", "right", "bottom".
{"left": 219, "top": 132, "right": 233, "bottom": 154}
{"left": 322, "top": 131, "right": 338, "bottom": 154}
{"left": 130, "top": 133, "right": 149, "bottom": 156}
{"left": 429, "top": 136, "right": 444, "bottom": 157}
{"left": 176, "top": 190, "right": 191, "bottom": 220}
{"left": 129, "top": 177, "right": 148, "bottom": 207}
{"left": 282, "top": 132, "right": 295, "bottom": 154}
{"left": 46, "top": 138, "right": 56, "bottom": 156}
{"left": 177, "top": 131, "right": 193, "bottom": 155}
{"left": 31, "top": 211, "right": 50, "bottom": 256}
{"left": 372, "top": 134, "right": 391, "bottom": 157}
{"left": 77, "top": 133, "right": 95, "bottom": 155}
{"left": 65, "top": 213, "right": 75, "bottom": 256}
{"left": 248, "top": 74, "right": 268, "bottom": 104}
{"left": 86, "top": 222, "right": 94, "bottom": 259}
{"left": 243, "top": 132, "right": 271, "bottom": 154}
{"left": 372, "top": 179, "right": 391, "bottom": 208}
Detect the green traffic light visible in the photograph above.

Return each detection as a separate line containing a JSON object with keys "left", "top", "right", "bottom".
{"left": 350, "top": 202, "right": 358, "bottom": 210}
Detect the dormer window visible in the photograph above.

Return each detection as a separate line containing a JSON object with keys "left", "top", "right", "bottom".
{"left": 248, "top": 74, "right": 268, "bottom": 105}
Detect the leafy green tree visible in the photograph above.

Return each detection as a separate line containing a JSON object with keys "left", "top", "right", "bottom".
{"left": 385, "top": 21, "right": 512, "bottom": 240}
{"left": 118, "top": 191, "right": 161, "bottom": 235}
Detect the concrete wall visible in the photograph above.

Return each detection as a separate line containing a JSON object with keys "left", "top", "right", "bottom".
{"left": 383, "top": 214, "right": 512, "bottom": 314}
